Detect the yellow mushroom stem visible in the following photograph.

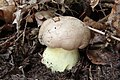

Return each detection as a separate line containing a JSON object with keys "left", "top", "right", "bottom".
{"left": 41, "top": 47, "right": 79, "bottom": 72}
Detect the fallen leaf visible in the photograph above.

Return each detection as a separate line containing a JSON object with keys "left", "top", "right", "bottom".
{"left": 87, "top": 49, "right": 112, "bottom": 65}
{"left": 106, "top": 0, "right": 120, "bottom": 36}
{"left": 36, "top": 10, "right": 55, "bottom": 19}
{"left": 35, "top": 10, "right": 55, "bottom": 26}
{"left": 83, "top": 16, "right": 107, "bottom": 29}
{"left": 6, "top": 0, "right": 15, "bottom": 5}
{"left": 0, "top": 0, "right": 8, "bottom": 7}
{"left": 0, "top": 5, "right": 16, "bottom": 23}
{"left": 26, "top": 15, "right": 34, "bottom": 23}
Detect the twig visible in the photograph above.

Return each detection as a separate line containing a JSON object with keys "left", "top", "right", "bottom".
{"left": 0, "top": 35, "right": 16, "bottom": 47}
{"left": 22, "top": 22, "right": 27, "bottom": 45}
{"left": 98, "top": 15, "right": 109, "bottom": 23}
{"left": 89, "top": 65, "right": 93, "bottom": 80}
{"left": 97, "top": 66, "right": 101, "bottom": 80}
{"left": 15, "top": 32, "right": 23, "bottom": 42}
{"left": 87, "top": 26, "right": 120, "bottom": 41}
{"left": 99, "top": 2, "right": 106, "bottom": 17}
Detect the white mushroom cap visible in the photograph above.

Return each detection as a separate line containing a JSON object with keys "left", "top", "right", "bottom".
{"left": 38, "top": 16, "right": 91, "bottom": 50}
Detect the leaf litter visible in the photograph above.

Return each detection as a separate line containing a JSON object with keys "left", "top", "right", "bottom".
{"left": 0, "top": 0, "right": 120, "bottom": 80}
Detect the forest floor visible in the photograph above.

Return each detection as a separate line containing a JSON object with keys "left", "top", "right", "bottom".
{"left": 0, "top": 0, "right": 120, "bottom": 80}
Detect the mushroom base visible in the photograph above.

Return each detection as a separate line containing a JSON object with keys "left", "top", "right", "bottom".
{"left": 41, "top": 47, "right": 79, "bottom": 72}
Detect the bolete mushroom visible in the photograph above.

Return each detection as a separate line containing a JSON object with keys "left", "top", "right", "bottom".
{"left": 38, "top": 16, "right": 91, "bottom": 72}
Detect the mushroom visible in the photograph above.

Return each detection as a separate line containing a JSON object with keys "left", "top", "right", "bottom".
{"left": 38, "top": 16, "right": 91, "bottom": 72}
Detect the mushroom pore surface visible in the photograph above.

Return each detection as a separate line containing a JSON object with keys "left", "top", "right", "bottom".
{"left": 38, "top": 16, "right": 91, "bottom": 50}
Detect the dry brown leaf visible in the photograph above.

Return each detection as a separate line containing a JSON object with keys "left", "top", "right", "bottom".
{"left": 26, "top": 15, "right": 34, "bottom": 23}
{"left": 35, "top": 10, "right": 55, "bottom": 19}
{"left": 0, "top": 0, "right": 8, "bottom": 7}
{"left": 83, "top": 16, "right": 106, "bottom": 29}
{"left": 88, "top": 31, "right": 112, "bottom": 65}
{"left": 87, "top": 49, "right": 111, "bottom": 65}
{"left": 0, "top": 5, "right": 16, "bottom": 23}
{"left": 6, "top": 0, "right": 15, "bottom": 5}
{"left": 106, "top": 1, "right": 120, "bottom": 37}
{"left": 35, "top": 10, "right": 55, "bottom": 26}
{"left": 112, "top": 5, "right": 120, "bottom": 36}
